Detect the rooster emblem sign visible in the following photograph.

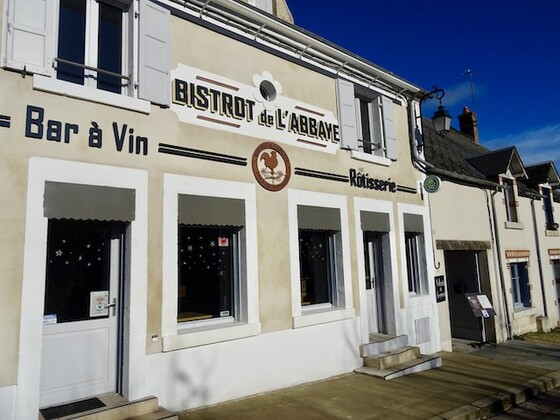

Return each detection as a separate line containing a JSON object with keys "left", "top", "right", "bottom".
{"left": 252, "top": 142, "right": 291, "bottom": 191}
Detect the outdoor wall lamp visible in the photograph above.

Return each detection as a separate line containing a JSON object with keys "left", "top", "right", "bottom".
{"left": 416, "top": 86, "right": 452, "bottom": 153}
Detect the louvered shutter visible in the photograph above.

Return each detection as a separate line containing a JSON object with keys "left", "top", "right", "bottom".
{"left": 3, "top": 0, "right": 53, "bottom": 75}
{"left": 336, "top": 78, "right": 359, "bottom": 150}
{"left": 138, "top": 0, "right": 170, "bottom": 106}
{"left": 382, "top": 96, "right": 398, "bottom": 160}
{"left": 370, "top": 97, "right": 383, "bottom": 157}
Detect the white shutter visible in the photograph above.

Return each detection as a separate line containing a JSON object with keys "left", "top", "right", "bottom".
{"left": 3, "top": 0, "right": 53, "bottom": 75}
{"left": 138, "top": 0, "right": 170, "bottom": 106}
{"left": 336, "top": 78, "right": 359, "bottom": 150}
{"left": 370, "top": 97, "right": 383, "bottom": 157}
{"left": 382, "top": 96, "right": 398, "bottom": 160}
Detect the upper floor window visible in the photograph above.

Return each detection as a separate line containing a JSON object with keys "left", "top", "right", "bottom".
{"left": 503, "top": 178, "right": 518, "bottom": 223}
{"left": 336, "top": 79, "right": 398, "bottom": 162}
{"left": 542, "top": 188, "right": 557, "bottom": 230}
{"left": 57, "top": 0, "right": 127, "bottom": 94}
{"left": 3, "top": 0, "right": 171, "bottom": 107}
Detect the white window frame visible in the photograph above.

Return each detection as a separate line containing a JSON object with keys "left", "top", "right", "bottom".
{"left": 510, "top": 261, "right": 531, "bottom": 310}
{"left": 336, "top": 78, "right": 397, "bottom": 166}
{"left": 398, "top": 204, "right": 433, "bottom": 306}
{"left": 161, "top": 175, "right": 260, "bottom": 351}
{"left": 288, "top": 189, "right": 354, "bottom": 328}
{"left": 4, "top": 0, "right": 170, "bottom": 112}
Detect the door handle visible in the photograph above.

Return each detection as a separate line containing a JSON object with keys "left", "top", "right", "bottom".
{"left": 105, "top": 298, "right": 117, "bottom": 316}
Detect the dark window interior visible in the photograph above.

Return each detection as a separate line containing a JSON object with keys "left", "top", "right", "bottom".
{"left": 299, "top": 229, "right": 332, "bottom": 305}
{"left": 44, "top": 219, "right": 111, "bottom": 323}
{"left": 178, "top": 226, "right": 235, "bottom": 322}
{"left": 57, "top": 0, "right": 87, "bottom": 85}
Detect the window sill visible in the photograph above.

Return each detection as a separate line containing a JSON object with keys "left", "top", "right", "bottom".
{"left": 292, "top": 307, "right": 355, "bottom": 328}
{"left": 513, "top": 305, "right": 533, "bottom": 313}
{"left": 350, "top": 151, "right": 392, "bottom": 167}
{"left": 33, "top": 75, "right": 151, "bottom": 114}
{"left": 546, "top": 229, "right": 559, "bottom": 237}
{"left": 162, "top": 322, "right": 261, "bottom": 351}
{"left": 505, "top": 221, "right": 524, "bottom": 230}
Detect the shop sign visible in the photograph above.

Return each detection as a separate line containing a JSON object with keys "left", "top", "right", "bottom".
{"left": 349, "top": 169, "right": 396, "bottom": 193}
{"left": 252, "top": 142, "right": 291, "bottom": 191}
{"left": 22, "top": 105, "right": 150, "bottom": 155}
{"left": 171, "top": 65, "right": 340, "bottom": 154}
{"left": 435, "top": 275, "right": 446, "bottom": 302}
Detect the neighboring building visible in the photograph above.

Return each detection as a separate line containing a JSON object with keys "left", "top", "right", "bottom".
{"left": 423, "top": 107, "right": 560, "bottom": 350}
{"left": 0, "top": 0, "right": 442, "bottom": 417}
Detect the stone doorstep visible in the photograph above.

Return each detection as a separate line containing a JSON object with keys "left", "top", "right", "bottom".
{"left": 428, "top": 372, "right": 560, "bottom": 420}
{"left": 356, "top": 354, "right": 443, "bottom": 380}
{"left": 360, "top": 334, "right": 409, "bottom": 357}
{"left": 363, "top": 345, "right": 421, "bottom": 370}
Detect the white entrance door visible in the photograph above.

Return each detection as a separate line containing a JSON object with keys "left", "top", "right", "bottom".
{"left": 364, "top": 232, "right": 387, "bottom": 334}
{"left": 40, "top": 220, "right": 121, "bottom": 408}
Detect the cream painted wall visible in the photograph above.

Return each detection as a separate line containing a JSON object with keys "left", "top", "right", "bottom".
{"left": 0, "top": 3, "right": 431, "bottom": 407}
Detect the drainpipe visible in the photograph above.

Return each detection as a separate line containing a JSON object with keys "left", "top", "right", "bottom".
{"left": 530, "top": 196, "right": 548, "bottom": 317}
{"left": 489, "top": 189, "right": 513, "bottom": 340}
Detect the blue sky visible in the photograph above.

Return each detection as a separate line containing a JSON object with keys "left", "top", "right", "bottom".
{"left": 285, "top": 0, "right": 560, "bottom": 170}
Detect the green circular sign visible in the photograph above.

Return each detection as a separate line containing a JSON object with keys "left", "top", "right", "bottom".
{"left": 423, "top": 175, "right": 441, "bottom": 193}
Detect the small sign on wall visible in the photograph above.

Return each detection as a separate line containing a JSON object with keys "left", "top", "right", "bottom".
{"left": 435, "top": 275, "right": 446, "bottom": 302}
{"left": 90, "top": 291, "right": 109, "bottom": 317}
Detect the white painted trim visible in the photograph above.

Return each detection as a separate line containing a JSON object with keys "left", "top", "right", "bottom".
{"left": 0, "top": 386, "right": 16, "bottom": 420}
{"left": 163, "top": 322, "right": 261, "bottom": 351}
{"left": 287, "top": 189, "right": 354, "bottom": 326}
{"left": 33, "top": 75, "right": 151, "bottom": 114}
{"left": 350, "top": 150, "right": 392, "bottom": 167}
{"left": 17, "top": 158, "right": 148, "bottom": 418}
{"left": 353, "top": 198, "right": 399, "bottom": 344}
{"left": 161, "top": 174, "right": 259, "bottom": 346}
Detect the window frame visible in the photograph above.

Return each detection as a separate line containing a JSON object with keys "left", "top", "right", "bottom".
{"left": 55, "top": 0, "right": 131, "bottom": 95}
{"left": 510, "top": 261, "right": 531, "bottom": 310}
{"left": 502, "top": 177, "right": 519, "bottom": 223}
{"left": 162, "top": 175, "right": 260, "bottom": 351}
{"left": 542, "top": 186, "right": 557, "bottom": 231}
{"left": 336, "top": 78, "right": 398, "bottom": 165}
{"left": 289, "top": 190, "right": 354, "bottom": 328}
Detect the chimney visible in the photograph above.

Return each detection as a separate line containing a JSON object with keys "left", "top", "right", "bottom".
{"left": 458, "top": 106, "right": 479, "bottom": 143}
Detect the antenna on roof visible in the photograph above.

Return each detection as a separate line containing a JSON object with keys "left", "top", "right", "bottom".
{"left": 463, "top": 69, "right": 476, "bottom": 113}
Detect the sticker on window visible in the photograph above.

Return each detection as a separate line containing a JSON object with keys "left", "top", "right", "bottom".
{"left": 218, "top": 237, "right": 229, "bottom": 247}
{"left": 43, "top": 314, "right": 57, "bottom": 325}
{"left": 220, "top": 311, "right": 230, "bottom": 317}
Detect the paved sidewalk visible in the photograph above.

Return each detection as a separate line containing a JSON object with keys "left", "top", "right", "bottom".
{"left": 178, "top": 341, "right": 560, "bottom": 420}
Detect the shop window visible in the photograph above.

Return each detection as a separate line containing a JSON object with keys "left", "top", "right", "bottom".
{"left": 404, "top": 214, "right": 428, "bottom": 295}
{"left": 178, "top": 226, "right": 240, "bottom": 322}
{"left": 336, "top": 79, "right": 397, "bottom": 162}
{"left": 177, "top": 194, "right": 246, "bottom": 325}
{"left": 503, "top": 178, "right": 518, "bottom": 223}
{"left": 3, "top": 0, "right": 170, "bottom": 106}
{"left": 297, "top": 205, "right": 343, "bottom": 308}
{"left": 510, "top": 262, "right": 531, "bottom": 309}
{"left": 543, "top": 188, "right": 557, "bottom": 230}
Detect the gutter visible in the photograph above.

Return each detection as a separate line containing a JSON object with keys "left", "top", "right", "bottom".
{"left": 530, "top": 197, "right": 548, "bottom": 318}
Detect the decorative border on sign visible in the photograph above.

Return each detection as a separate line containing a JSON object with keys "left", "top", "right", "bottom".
{"left": 252, "top": 142, "right": 291, "bottom": 191}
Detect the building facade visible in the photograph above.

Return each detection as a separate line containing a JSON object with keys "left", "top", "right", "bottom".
{"left": 0, "top": 0, "right": 441, "bottom": 417}
{"left": 423, "top": 109, "right": 560, "bottom": 350}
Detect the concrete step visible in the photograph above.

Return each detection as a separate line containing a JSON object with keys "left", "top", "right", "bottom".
{"left": 49, "top": 395, "right": 175, "bottom": 420}
{"left": 356, "top": 354, "right": 443, "bottom": 380}
{"left": 129, "top": 407, "right": 178, "bottom": 420}
{"left": 363, "top": 345, "right": 420, "bottom": 370}
{"left": 360, "top": 334, "right": 408, "bottom": 357}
